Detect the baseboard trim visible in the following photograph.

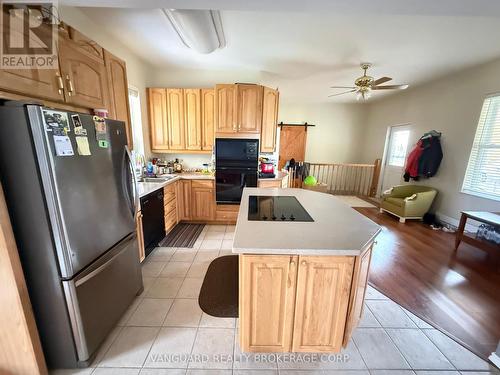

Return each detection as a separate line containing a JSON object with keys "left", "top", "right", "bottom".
{"left": 488, "top": 352, "right": 500, "bottom": 369}
{"left": 435, "top": 212, "right": 479, "bottom": 233}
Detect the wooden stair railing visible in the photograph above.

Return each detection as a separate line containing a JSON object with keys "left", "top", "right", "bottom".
{"left": 286, "top": 159, "right": 381, "bottom": 197}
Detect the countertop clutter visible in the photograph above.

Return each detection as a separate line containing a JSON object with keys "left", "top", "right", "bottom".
{"left": 233, "top": 187, "right": 381, "bottom": 255}
{"left": 137, "top": 171, "right": 289, "bottom": 198}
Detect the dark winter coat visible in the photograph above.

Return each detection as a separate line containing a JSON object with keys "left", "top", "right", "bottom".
{"left": 418, "top": 137, "right": 443, "bottom": 177}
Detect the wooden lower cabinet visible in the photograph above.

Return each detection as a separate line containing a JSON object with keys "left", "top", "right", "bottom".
{"left": 239, "top": 253, "right": 365, "bottom": 353}
{"left": 257, "top": 179, "right": 285, "bottom": 188}
{"left": 177, "top": 179, "right": 192, "bottom": 221}
{"left": 239, "top": 255, "right": 298, "bottom": 352}
{"left": 292, "top": 256, "right": 354, "bottom": 352}
{"left": 164, "top": 183, "right": 178, "bottom": 233}
{"left": 343, "top": 245, "right": 373, "bottom": 346}
{"left": 191, "top": 180, "right": 215, "bottom": 221}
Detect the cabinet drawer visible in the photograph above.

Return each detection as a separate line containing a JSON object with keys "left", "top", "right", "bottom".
{"left": 165, "top": 210, "right": 177, "bottom": 232}
{"left": 164, "top": 183, "right": 176, "bottom": 203}
{"left": 191, "top": 179, "right": 214, "bottom": 189}
{"left": 215, "top": 209, "right": 238, "bottom": 222}
{"left": 164, "top": 198, "right": 177, "bottom": 215}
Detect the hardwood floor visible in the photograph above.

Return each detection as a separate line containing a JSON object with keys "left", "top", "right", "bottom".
{"left": 355, "top": 207, "right": 500, "bottom": 360}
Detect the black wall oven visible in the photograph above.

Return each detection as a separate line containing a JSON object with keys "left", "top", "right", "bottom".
{"left": 216, "top": 138, "right": 259, "bottom": 204}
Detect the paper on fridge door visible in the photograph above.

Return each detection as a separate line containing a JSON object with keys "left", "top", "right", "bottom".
{"left": 53, "top": 135, "right": 74, "bottom": 156}
{"left": 76, "top": 136, "right": 91, "bottom": 156}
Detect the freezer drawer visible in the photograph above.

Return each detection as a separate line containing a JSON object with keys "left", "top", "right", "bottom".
{"left": 63, "top": 233, "right": 142, "bottom": 363}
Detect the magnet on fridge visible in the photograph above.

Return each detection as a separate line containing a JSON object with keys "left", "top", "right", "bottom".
{"left": 98, "top": 140, "right": 109, "bottom": 148}
{"left": 71, "top": 114, "right": 85, "bottom": 135}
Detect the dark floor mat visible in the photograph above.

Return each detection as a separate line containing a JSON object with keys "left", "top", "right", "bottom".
{"left": 158, "top": 223, "right": 204, "bottom": 248}
{"left": 199, "top": 255, "right": 238, "bottom": 318}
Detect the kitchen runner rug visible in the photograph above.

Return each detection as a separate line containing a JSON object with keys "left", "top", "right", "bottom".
{"left": 334, "top": 195, "right": 376, "bottom": 208}
{"left": 158, "top": 223, "right": 204, "bottom": 248}
{"left": 199, "top": 255, "right": 238, "bottom": 318}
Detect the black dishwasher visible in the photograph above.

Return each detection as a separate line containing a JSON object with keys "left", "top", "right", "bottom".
{"left": 140, "top": 189, "right": 165, "bottom": 257}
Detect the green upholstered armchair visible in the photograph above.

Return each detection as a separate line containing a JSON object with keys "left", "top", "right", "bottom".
{"left": 380, "top": 185, "right": 437, "bottom": 223}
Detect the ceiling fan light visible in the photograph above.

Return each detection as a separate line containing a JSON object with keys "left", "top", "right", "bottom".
{"left": 163, "top": 9, "right": 226, "bottom": 54}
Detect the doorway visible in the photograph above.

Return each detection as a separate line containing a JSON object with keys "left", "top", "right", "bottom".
{"left": 278, "top": 125, "right": 308, "bottom": 170}
{"left": 380, "top": 124, "right": 412, "bottom": 194}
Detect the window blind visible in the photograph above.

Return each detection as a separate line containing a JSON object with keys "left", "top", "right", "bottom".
{"left": 462, "top": 94, "right": 500, "bottom": 201}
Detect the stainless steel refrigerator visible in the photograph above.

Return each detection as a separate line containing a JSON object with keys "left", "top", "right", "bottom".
{"left": 0, "top": 101, "right": 143, "bottom": 368}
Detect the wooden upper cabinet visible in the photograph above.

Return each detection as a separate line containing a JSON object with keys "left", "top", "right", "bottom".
{"left": 292, "top": 256, "right": 354, "bottom": 352}
{"left": 237, "top": 84, "right": 263, "bottom": 133}
{"left": 260, "top": 87, "right": 279, "bottom": 152}
{"left": 239, "top": 255, "right": 298, "bottom": 352}
{"left": 215, "top": 84, "right": 238, "bottom": 133}
{"left": 191, "top": 180, "right": 215, "bottom": 221}
{"left": 67, "top": 27, "right": 104, "bottom": 60}
{"left": 184, "top": 89, "right": 202, "bottom": 150}
{"left": 58, "top": 37, "right": 109, "bottom": 109}
{"left": 104, "top": 50, "right": 132, "bottom": 148}
{"left": 201, "top": 89, "right": 215, "bottom": 151}
{"left": 0, "top": 17, "right": 62, "bottom": 101}
{"left": 166, "top": 89, "right": 185, "bottom": 150}
{"left": 148, "top": 88, "right": 169, "bottom": 151}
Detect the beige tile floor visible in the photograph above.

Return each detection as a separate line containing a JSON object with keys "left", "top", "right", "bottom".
{"left": 51, "top": 225, "right": 499, "bottom": 375}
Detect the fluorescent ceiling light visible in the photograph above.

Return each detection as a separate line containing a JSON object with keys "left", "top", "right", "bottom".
{"left": 163, "top": 9, "right": 226, "bottom": 54}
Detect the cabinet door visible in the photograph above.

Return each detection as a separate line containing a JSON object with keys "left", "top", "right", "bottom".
{"left": 58, "top": 37, "right": 109, "bottom": 109}
{"left": 0, "top": 15, "right": 63, "bottom": 101}
{"left": 343, "top": 245, "right": 373, "bottom": 346}
{"left": 260, "top": 87, "right": 279, "bottom": 152}
{"left": 292, "top": 256, "right": 354, "bottom": 352}
{"left": 237, "top": 84, "right": 263, "bottom": 133}
{"left": 166, "top": 89, "right": 185, "bottom": 150}
{"left": 215, "top": 84, "right": 237, "bottom": 133}
{"left": 148, "top": 88, "right": 169, "bottom": 151}
{"left": 184, "top": 89, "right": 202, "bottom": 150}
{"left": 191, "top": 180, "right": 215, "bottom": 221}
{"left": 239, "top": 255, "right": 298, "bottom": 352}
{"left": 176, "top": 180, "right": 192, "bottom": 221}
{"left": 201, "top": 89, "right": 215, "bottom": 151}
{"left": 104, "top": 50, "right": 132, "bottom": 148}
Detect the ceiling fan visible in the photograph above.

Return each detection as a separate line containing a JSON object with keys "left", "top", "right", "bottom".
{"left": 329, "top": 63, "right": 409, "bottom": 100}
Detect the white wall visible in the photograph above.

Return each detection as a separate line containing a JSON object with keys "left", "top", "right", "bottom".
{"left": 359, "top": 57, "right": 500, "bottom": 222}
{"left": 278, "top": 102, "right": 365, "bottom": 164}
{"left": 59, "top": 6, "right": 154, "bottom": 157}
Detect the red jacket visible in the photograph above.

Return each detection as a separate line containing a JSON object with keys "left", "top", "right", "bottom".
{"left": 405, "top": 140, "right": 423, "bottom": 177}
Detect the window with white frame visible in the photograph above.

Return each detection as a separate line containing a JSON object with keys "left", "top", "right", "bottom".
{"left": 462, "top": 94, "right": 500, "bottom": 201}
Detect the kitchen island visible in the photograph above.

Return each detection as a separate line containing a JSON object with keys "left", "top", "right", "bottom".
{"left": 233, "top": 188, "right": 381, "bottom": 353}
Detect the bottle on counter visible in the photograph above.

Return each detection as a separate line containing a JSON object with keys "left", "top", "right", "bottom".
{"left": 173, "top": 158, "right": 183, "bottom": 173}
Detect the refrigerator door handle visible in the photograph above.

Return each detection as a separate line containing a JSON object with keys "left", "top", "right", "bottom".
{"left": 124, "top": 145, "right": 139, "bottom": 219}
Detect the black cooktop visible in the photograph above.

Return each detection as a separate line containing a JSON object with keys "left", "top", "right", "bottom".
{"left": 248, "top": 195, "right": 314, "bottom": 222}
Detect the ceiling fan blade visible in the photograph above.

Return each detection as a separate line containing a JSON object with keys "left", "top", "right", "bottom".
{"left": 372, "top": 77, "right": 392, "bottom": 86}
{"left": 372, "top": 84, "right": 409, "bottom": 90}
{"left": 328, "top": 89, "right": 356, "bottom": 97}
{"left": 330, "top": 86, "right": 356, "bottom": 89}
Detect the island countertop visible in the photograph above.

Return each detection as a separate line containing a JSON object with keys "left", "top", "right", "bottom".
{"left": 233, "top": 187, "right": 381, "bottom": 256}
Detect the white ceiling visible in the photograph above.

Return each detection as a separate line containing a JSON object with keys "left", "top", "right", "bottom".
{"left": 64, "top": 1, "right": 500, "bottom": 103}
